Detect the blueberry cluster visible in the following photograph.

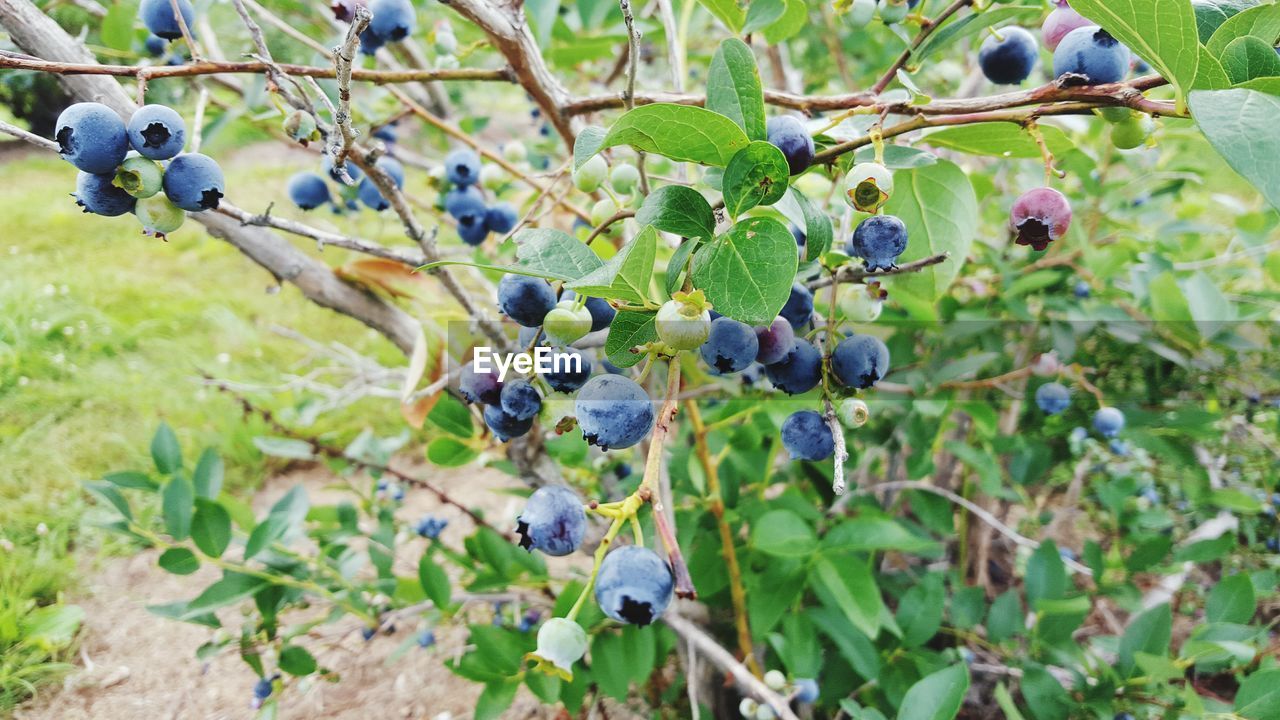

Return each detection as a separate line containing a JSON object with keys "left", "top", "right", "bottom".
{"left": 341, "top": 0, "right": 415, "bottom": 56}
{"left": 57, "top": 102, "right": 224, "bottom": 239}
{"left": 442, "top": 148, "right": 519, "bottom": 245}
{"left": 412, "top": 514, "right": 448, "bottom": 539}
{"left": 287, "top": 146, "right": 406, "bottom": 215}
{"left": 841, "top": 0, "right": 917, "bottom": 27}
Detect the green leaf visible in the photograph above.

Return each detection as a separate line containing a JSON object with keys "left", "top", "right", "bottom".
{"left": 85, "top": 480, "right": 133, "bottom": 521}
{"left": 475, "top": 679, "right": 520, "bottom": 720}
{"left": 896, "top": 664, "right": 969, "bottom": 720}
{"left": 1190, "top": 88, "right": 1280, "bottom": 211}
{"left": 706, "top": 39, "right": 767, "bottom": 141}
{"left": 573, "top": 126, "right": 607, "bottom": 171}
{"left": 742, "top": 0, "right": 786, "bottom": 34}
{"left": 751, "top": 509, "right": 817, "bottom": 557}
{"left": 185, "top": 571, "right": 270, "bottom": 615}
{"left": 600, "top": 104, "right": 751, "bottom": 166}
{"left": 880, "top": 160, "right": 977, "bottom": 300}
{"left": 243, "top": 486, "right": 309, "bottom": 560}
{"left": 1020, "top": 664, "right": 1071, "bottom": 720}
{"left": 822, "top": 517, "right": 940, "bottom": 554}
{"left": 898, "top": 573, "right": 944, "bottom": 648}
{"left": 1222, "top": 36, "right": 1280, "bottom": 84}
{"left": 604, "top": 310, "right": 657, "bottom": 368}
{"left": 426, "top": 393, "right": 473, "bottom": 438}
{"left": 695, "top": 0, "right": 745, "bottom": 33}
{"left": 1207, "top": 573, "right": 1256, "bottom": 624}
{"left": 1069, "top": 0, "right": 1201, "bottom": 104}
{"left": 785, "top": 188, "right": 834, "bottom": 262}
{"left": 251, "top": 437, "right": 316, "bottom": 460}
{"left": 691, "top": 216, "right": 797, "bottom": 325}
{"left": 590, "top": 631, "right": 633, "bottom": 699}
{"left": 567, "top": 225, "right": 658, "bottom": 303}
{"left": 853, "top": 144, "right": 938, "bottom": 169}
{"left": 192, "top": 448, "right": 224, "bottom": 499}
{"left": 103, "top": 470, "right": 156, "bottom": 490}
{"left": 151, "top": 422, "right": 182, "bottom": 474}
{"left": 722, "top": 141, "right": 789, "bottom": 217}
{"left": 986, "top": 590, "right": 1023, "bottom": 643}
{"left": 1196, "top": 0, "right": 1266, "bottom": 42}
{"left": 279, "top": 645, "right": 317, "bottom": 676}
{"left": 1207, "top": 3, "right": 1280, "bottom": 55}
{"left": 426, "top": 437, "right": 479, "bottom": 467}
{"left": 191, "top": 498, "right": 232, "bottom": 557}
{"left": 762, "top": 0, "right": 807, "bottom": 43}
{"left": 158, "top": 547, "right": 200, "bottom": 575}
{"left": 1118, "top": 603, "right": 1172, "bottom": 678}
{"left": 811, "top": 557, "right": 883, "bottom": 640}
{"left": 163, "top": 473, "right": 194, "bottom": 541}
{"left": 666, "top": 238, "right": 700, "bottom": 296}
{"left": 1237, "top": 668, "right": 1280, "bottom": 719}
{"left": 101, "top": 0, "right": 139, "bottom": 52}
{"left": 920, "top": 123, "right": 1074, "bottom": 159}
{"left": 515, "top": 228, "right": 605, "bottom": 281}
{"left": 1025, "top": 540, "right": 1066, "bottom": 606}
{"left": 418, "top": 554, "right": 453, "bottom": 609}
{"left": 636, "top": 185, "right": 716, "bottom": 240}
{"left": 1195, "top": 45, "right": 1233, "bottom": 89}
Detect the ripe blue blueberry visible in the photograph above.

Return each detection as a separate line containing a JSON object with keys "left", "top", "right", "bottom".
{"left": 144, "top": 34, "right": 168, "bottom": 57}
{"left": 413, "top": 515, "right": 448, "bottom": 539}
{"left": 368, "top": 0, "right": 415, "bottom": 42}
{"left": 1110, "top": 438, "right": 1130, "bottom": 457}
{"left": 458, "top": 362, "right": 502, "bottom": 404}
{"left": 516, "top": 485, "right": 586, "bottom": 556}
{"left": 356, "top": 156, "right": 405, "bottom": 211}
{"left": 497, "top": 274, "right": 557, "bottom": 327}
{"left": 978, "top": 27, "right": 1039, "bottom": 85}
{"left": 485, "top": 202, "right": 519, "bottom": 234}
{"left": 73, "top": 172, "right": 136, "bottom": 217}
{"left": 754, "top": 317, "right": 796, "bottom": 365}
{"left": 253, "top": 677, "right": 273, "bottom": 701}
{"left": 1053, "top": 26, "right": 1130, "bottom": 85}
{"left": 444, "top": 184, "right": 485, "bottom": 219}
{"left": 417, "top": 629, "right": 436, "bottom": 648}
{"left": 764, "top": 338, "right": 822, "bottom": 395}
{"left": 358, "top": 27, "right": 384, "bottom": 55}
{"left": 287, "top": 172, "right": 331, "bottom": 210}
{"left": 575, "top": 375, "right": 655, "bottom": 450}
{"left": 127, "top": 104, "right": 186, "bottom": 160}
{"left": 500, "top": 379, "right": 542, "bottom": 421}
{"left": 484, "top": 404, "right": 534, "bottom": 441}
{"left": 831, "top": 334, "right": 890, "bottom": 389}
{"left": 794, "top": 678, "right": 819, "bottom": 704}
{"left": 445, "top": 148, "right": 482, "bottom": 186}
{"left": 766, "top": 116, "right": 814, "bottom": 175}
{"left": 373, "top": 124, "right": 397, "bottom": 144}
{"left": 162, "top": 153, "right": 224, "bottom": 211}
{"left": 544, "top": 348, "right": 592, "bottom": 393}
{"left": 849, "top": 214, "right": 909, "bottom": 272}
{"left": 322, "top": 154, "right": 363, "bottom": 184}
{"left": 594, "top": 545, "right": 674, "bottom": 626}
{"left": 1093, "top": 406, "right": 1125, "bottom": 437}
{"left": 1073, "top": 280, "right": 1090, "bottom": 298}
{"left": 700, "top": 317, "right": 759, "bottom": 374}
{"left": 457, "top": 212, "right": 490, "bottom": 246}
{"left": 138, "top": 0, "right": 195, "bottom": 40}
{"left": 781, "top": 410, "right": 835, "bottom": 461}
{"left": 55, "top": 103, "right": 129, "bottom": 174}
{"left": 1265, "top": 538, "right": 1279, "bottom": 553}
{"left": 780, "top": 282, "right": 814, "bottom": 330}
{"left": 1034, "top": 382, "right": 1071, "bottom": 415}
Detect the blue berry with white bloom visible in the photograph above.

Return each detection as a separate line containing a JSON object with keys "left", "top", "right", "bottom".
{"left": 516, "top": 485, "right": 586, "bottom": 556}
{"left": 1093, "top": 406, "right": 1125, "bottom": 437}
{"left": 575, "top": 375, "right": 655, "bottom": 450}
{"left": 849, "top": 214, "right": 909, "bottom": 272}
{"left": 413, "top": 515, "right": 448, "bottom": 539}
{"left": 55, "top": 103, "right": 129, "bottom": 174}
{"left": 162, "top": 153, "right": 224, "bottom": 211}
{"left": 445, "top": 148, "right": 482, "bottom": 187}
{"left": 595, "top": 545, "right": 674, "bottom": 626}
{"left": 1054, "top": 26, "right": 1130, "bottom": 85}
{"left": 978, "top": 26, "right": 1039, "bottom": 85}
{"left": 764, "top": 338, "right": 822, "bottom": 395}
{"left": 781, "top": 410, "right": 835, "bottom": 461}
{"left": 700, "top": 317, "right": 759, "bottom": 374}
{"left": 485, "top": 202, "right": 519, "bottom": 234}
{"left": 831, "top": 334, "right": 890, "bottom": 389}
{"left": 287, "top": 172, "right": 330, "bottom": 210}
{"left": 1035, "top": 382, "right": 1071, "bottom": 415}
{"left": 127, "top": 104, "right": 186, "bottom": 160}
{"left": 73, "top": 172, "right": 136, "bottom": 217}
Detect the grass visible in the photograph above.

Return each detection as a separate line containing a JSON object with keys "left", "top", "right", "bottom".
{"left": 0, "top": 148, "right": 408, "bottom": 711}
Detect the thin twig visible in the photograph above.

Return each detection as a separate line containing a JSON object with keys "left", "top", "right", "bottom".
{"left": 331, "top": 7, "right": 369, "bottom": 174}
{"left": 824, "top": 397, "right": 848, "bottom": 495}
{"left": 663, "top": 612, "right": 800, "bottom": 720}
{"left": 0, "top": 119, "right": 58, "bottom": 151}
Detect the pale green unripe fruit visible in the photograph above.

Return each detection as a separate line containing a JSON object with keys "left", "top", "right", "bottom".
{"left": 135, "top": 194, "right": 185, "bottom": 236}
{"left": 282, "top": 109, "right": 318, "bottom": 144}
{"left": 502, "top": 140, "right": 527, "bottom": 163}
{"left": 1098, "top": 106, "right": 1133, "bottom": 124}
{"left": 436, "top": 54, "right": 459, "bottom": 70}
{"left": 838, "top": 398, "right": 870, "bottom": 428}
{"left": 879, "top": 0, "right": 909, "bottom": 23}
{"left": 844, "top": 162, "right": 893, "bottom": 212}
{"left": 655, "top": 299, "right": 711, "bottom": 350}
{"left": 544, "top": 301, "right": 593, "bottom": 345}
{"left": 434, "top": 30, "right": 457, "bottom": 55}
{"left": 739, "top": 699, "right": 758, "bottom": 718}
{"left": 480, "top": 163, "right": 505, "bottom": 190}
{"left": 530, "top": 618, "right": 587, "bottom": 677}
{"left": 763, "top": 670, "right": 787, "bottom": 691}
{"left": 590, "top": 197, "right": 619, "bottom": 227}
{"left": 610, "top": 162, "right": 640, "bottom": 195}
{"left": 842, "top": 285, "right": 884, "bottom": 323}
{"left": 574, "top": 154, "right": 608, "bottom": 192}
{"left": 1111, "top": 115, "right": 1153, "bottom": 150}
{"left": 115, "top": 156, "right": 163, "bottom": 198}
{"left": 847, "top": 0, "right": 876, "bottom": 25}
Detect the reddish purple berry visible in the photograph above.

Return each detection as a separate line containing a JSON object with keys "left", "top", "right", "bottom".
{"left": 1010, "top": 187, "right": 1072, "bottom": 251}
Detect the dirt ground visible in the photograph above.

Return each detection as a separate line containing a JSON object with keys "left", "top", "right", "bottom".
{"left": 14, "top": 461, "right": 579, "bottom": 720}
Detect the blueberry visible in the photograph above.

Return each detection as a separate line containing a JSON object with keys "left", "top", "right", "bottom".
{"left": 55, "top": 103, "right": 129, "bottom": 174}
{"left": 1073, "top": 280, "right": 1090, "bottom": 298}
{"left": 444, "top": 185, "right": 485, "bottom": 220}
{"left": 594, "top": 545, "right": 674, "bottom": 626}
{"left": 849, "top": 215, "right": 908, "bottom": 272}
{"left": 979, "top": 27, "right": 1039, "bottom": 85}
{"left": 765, "top": 115, "right": 814, "bottom": 175}
{"left": 764, "top": 338, "right": 822, "bottom": 395}
{"left": 127, "top": 104, "right": 186, "bottom": 160}
{"left": 73, "top": 172, "right": 136, "bottom": 217}
{"left": 1042, "top": 3, "right": 1091, "bottom": 51}
{"left": 562, "top": 291, "right": 616, "bottom": 332}
{"left": 794, "top": 678, "right": 819, "bottom": 704}
{"left": 575, "top": 375, "right": 655, "bottom": 450}
{"left": 1266, "top": 538, "right": 1279, "bottom": 553}
{"left": 253, "top": 677, "right": 273, "bottom": 701}
{"left": 372, "top": 124, "right": 397, "bottom": 144}
{"left": 500, "top": 379, "right": 542, "bottom": 421}
{"left": 497, "top": 275, "right": 557, "bottom": 327}
{"left": 780, "top": 410, "right": 834, "bottom": 461}
{"left": 413, "top": 515, "right": 448, "bottom": 539}
{"left": 610, "top": 163, "right": 640, "bottom": 194}
{"left": 485, "top": 202, "right": 519, "bottom": 234}
{"left": 1053, "top": 26, "right": 1130, "bottom": 85}
{"left": 458, "top": 361, "right": 502, "bottom": 404}
{"left": 1069, "top": 426, "right": 1088, "bottom": 443}
{"left": 143, "top": 34, "right": 168, "bottom": 57}
{"left": 368, "top": 0, "right": 415, "bottom": 42}
{"left": 484, "top": 404, "right": 534, "bottom": 441}
{"left": 516, "top": 485, "right": 586, "bottom": 556}
{"left": 358, "top": 27, "right": 384, "bottom": 55}
{"left": 1010, "top": 187, "right": 1072, "bottom": 251}
{"left": 445, "top": 148, "right": 482, "bottom": 186}
{"left": 780, "top": 282, "right": 814, "bottom": 330}
{"left": 162, "top": 153, "right": 224, "bottom": 211}
{"left": 134, "top": 194, "right": 185, "bottom": 236}
{"left": 357, "top": 156, "right": 405, "bottom": 211}
{"left": 138, "top": 0, "right": 195, "bottom": 40}
{"left": 1111, "top": 439, "right": 1131, "bottom": 457}
{"left": 1035, "top": 382, "right": 1071, "bottom": 415}
{"left": 287, "top": 172, "right": 331, "bottom": 210}
{"left": 656, "top": 298, "right": 712, "bottom": 351}
{"left": 416, "top": 629, "right": 436, "bottom": 648}
{"left": 700, "top": 317, "right": 759, "bottom": 374}
{"left": 791, "top": 224, "right": 806, "bottom": 247}
{"left": 831, "top": 334, "right": 890, "bottom": 389}
{"left": 754, "top": 317, "right": 796, "bottom": 365}
{"left": 322, "top": 154, "right": 363, "bottom": 185}
{"left": 457, "top": 212, "right": 490, "bottom": 245}
{"left": 361, "top": 626, "right": 377, "bottom": 641}
{"left": 544, "top": 348, "right": 592, "bottom": 393}
{"left": 1093, "top": 406, "right": 1125, "bottom": 438}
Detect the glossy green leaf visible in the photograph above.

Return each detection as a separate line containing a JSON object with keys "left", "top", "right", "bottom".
{"left": 1222, "top": 36, "right": 1280, "bottom": 83}
{"left": 158, "top": 547, "right": 199, "bottom": 575}
{"left": 912, "top": 5, "right": 1042, "bottom": 65}
{"left": 1118, "top": 603, "right": 1172, "bottom": 678}
{"left": 567, "top": 225, "right": 658, "bottom": 303}
{"left": 603, "top": 310, "right": 657, "bottom": 368}
{"left": 751, "top": 509, "right": 817, "bottom": 557}
{"left": 162, "top": 473, "right": 194, "bottom": 541}
{"left": 191, "top": 498, "right": 231, "bottom": 557}
{"left": 1207, "top": 3, "right": 1280, "bottom": 55}
{"left": 101, "top": 0, "right": 140, "bottom": 52}
{"left": 743, "top": 0, "right": 786, "bottom": 36}
{"left": 1190, "top": 88, "right": 1280, "bottom": 211}
{"left": 516, "top": 228, "right": 605, "bottom": 280}
{"left": 691, "top": 216, "right": 797, "bottom": 325}
{"left": 1195, "top": 0, "right": 1264, "bottom": 42}
{"left": 762, "top": 0, "right": 807, "bottom": 43}
{"left": 573, "top": 126, "right": 607, "bottom": 170}
{"left": 426, "top": 437, "right": 479, "bottom": 467}
{"left": 600, "top": 104, "right": 751, "bottom": 166}
{"left": 1237, "top": 668, "right": 1280, "bottom": 719}
{"left": 1207, "top": 573, "right": 1256, "bottom": 623}
{"left": 279, "top": 645, "right": 317, "bottom": 676}
{"left": 811, "top": 557, "right": 883, "bottom": 640}
{"left": 151, "top": 422, "right": 182, "bottom": 474}
{"left": 418, "top": 553, "right": 452, "bottom": 609}
{"left": 192, "top": 448, "right": 224, "bottom": 499}
{"left": 426, "top": 393, "right": 473, "bottom": 438}
{"left": 706, "top": 39, "right": 767, "bottom": 140}
{"left": 896, "top": 664, "right": 969, "bottom": 720}
{"left": 185, "top": 571, "right": 270, "bottom": 615}
{"left": 695, "top": 0, "right": 745, "bottom": 33}
{"left": 722, "top": 141, "right": 789, "bottom": 217}
{"left": 636, "top": 185, "right": 716, "bottom": 240}
{"left": 920, "top": 123, "right": 1073, "bottom": 159}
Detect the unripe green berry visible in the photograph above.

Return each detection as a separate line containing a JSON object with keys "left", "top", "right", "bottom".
{"left": 878, "top": 0, "right": 909, "bottom": 24}
{"left": 763, "top": 670, "right": 787, "bottom": 691}
{"left": 1098, "top": 106, "right": 1133, "bottom": 124}
{"left": 135, "top": 194, "right": 185, "bottom": 236}
{"left": 655, "top": 298, "right": 711, "bottom": 351}
{"left": 502, "top": 141, "right": 528, "bottom": 163}
{"left": 574, "top": 154, "right": 608, "bottom": 193}
{"left": 847, "top": 0, "right": 876, "bottom": 25}
{"left": 838, "top": 398, "right": 870, "bottom": 428}
{"left": 435, "top": 30, "right": 457, "bottom": 55}
{"left": 844, "top": 162, "right": 893, "bottom": 213}
{"left": 436, "top": 54, "right": 460, "bottom": 70}
{"left": 610, "top": 162, "right": 640, "bottom": 195}
{"left": 115, "top": 156, "right": 163, "bottom": 198}
{"left": 739, "top": 699, "right": 758, "bottom": 718}
{"left": 590, "top": 197, "right": 619, "bottom": 227}
{"left": 282, "top": 109, "right": 318, "bottom": 145}
{"left": 480, "top": 163, "right": 505, "bottom": 190}
{"left": 1111, "top": 115, "right": 1153, "bottom": 150}
{"left": 544, "top": 301, "right": 593, "bottom": 345}
{"left": 842, "top": 283, "right": 885, "bottom": 323}
{"left": 529, "top": 618, "right": 587, "bottom": 678}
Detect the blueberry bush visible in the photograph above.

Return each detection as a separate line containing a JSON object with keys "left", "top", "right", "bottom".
{"left": 3, "top": 0, "right": 1280, "bottom": 718}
